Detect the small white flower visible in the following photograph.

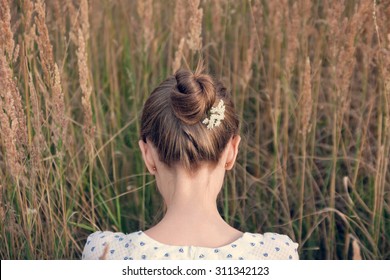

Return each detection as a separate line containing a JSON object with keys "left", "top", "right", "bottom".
{"left": 202, "top": 100, "right": 225, "bottom": 129}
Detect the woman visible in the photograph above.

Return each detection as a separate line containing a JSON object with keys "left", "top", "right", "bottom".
{"left": 82, "top": 66, "right": 299, "bottom": 260}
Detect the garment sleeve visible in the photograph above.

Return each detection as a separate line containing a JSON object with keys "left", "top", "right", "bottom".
{"left": 273, "top": 233, "right": 299, "bottom": 260}
{"left": 262, "top": 232, "right": 299, "bottom": 260}
{"left": 284, "top": 235, "right": 299, "bottom": 260}
{"left": 82, "top": 231, "right": 114, "bottom": 260}
{"left": 82, "top": 231, "right": 132, "bottom": 260}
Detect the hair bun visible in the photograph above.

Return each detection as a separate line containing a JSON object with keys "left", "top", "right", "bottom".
{"left": 171, "top": 69, "right": 216, "bottom": 125}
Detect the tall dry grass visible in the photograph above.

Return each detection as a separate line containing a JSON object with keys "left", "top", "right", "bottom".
{"left": 0, "top": 0, "right": 389, "bottom": 259}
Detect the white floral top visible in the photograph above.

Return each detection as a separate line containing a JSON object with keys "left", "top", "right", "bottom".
{"left": 82, "top": 231, "right": 299, "bottom": 260}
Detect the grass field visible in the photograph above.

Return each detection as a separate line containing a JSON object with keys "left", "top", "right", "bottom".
{"left": 0, "top": 0, "right": 389, "bottom": 260}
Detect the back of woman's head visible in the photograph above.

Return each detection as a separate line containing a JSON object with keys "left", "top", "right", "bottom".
{"left": 140, "top": 66, "right": 239, "bottom": 171}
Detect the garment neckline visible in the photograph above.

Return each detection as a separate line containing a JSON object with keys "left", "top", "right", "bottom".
{"left": 138, "top": 231, "right": 248, "bottom": 249}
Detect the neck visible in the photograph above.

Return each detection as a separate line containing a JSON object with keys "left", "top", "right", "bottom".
{"left": 154, "top": 163, "right": 227, "bottom": 228}
{"left": 144, "top": 162, "right": 243, "bottom": 246}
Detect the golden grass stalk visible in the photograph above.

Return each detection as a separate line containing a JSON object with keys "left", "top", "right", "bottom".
{"left": 0, "top": 184, "right": 3, "bottom": 223}
{"left": 285, "top": 2, "right": 299, "bottom": 76}
{"left": 173, "top": 0, "right": 187, "bottom": 43}
{"left": 34, "top": 0, "right": 67, "bottom": 152}
{"left": 351, "top": 238, "right": 362, "bottom": 260}
{"left": 343, "top": 176, "right": 354, "bottom": 205}
{"left": 28, "top": 72, "right": 44, "bottom": 178}
{"left": 34, "top": 0, "right": 54, "bottom": 86}
{"left": 51, "top": 63, "right": 67, "bottom": 150}
{"left": 251, "top": 0, "right": 263, "bottom": 44}
{"left": 0, "top": 52, "right": 27, "bottom": 178}
{"left": 327, "top": 1, "right": 344, "bottom": 59}
{"left": 137, "top": 0, "right": 154, "bottom": 50}
{"left": 21, "top": 0, "right": 33, "bottom": 32}
{"left": 373, "top": 145, "right": 386, "bottom": 244}
{"left": 80, "top": 0, "right": 90, "bottom": 41}
{"left": 211, "top": 0, "right": 223, "bottom": 38}
{"left": 1, "top": 0, "right": 19, "bottom": 62}
{"left": 301, "top": 57, "right": 313, "bottom": 137}
{"left": 298, "top": 56, "right": 312, "bottom": 244}
{"left": 268, "top": 1, "right": 283, "bottom": 44}
{"left": 66, "top": 0, "right": 79, "bottom": 44}
{"left": 77, "top": 29, "right": 95, "bottom": 152}
{"left": 187, "top": 0, "right": 203, "bottom": 51}
{"left": 172, "top": 37, "right": 185, "bottom": 73}
{"left": 373, "top": 0, "right": 380, "bottom": 46}
{"left": 241, "top": 25, "right": 256, "bottom": 90}
{"left": 0, "top": 0, "right": 15, "bottom": 58}
{"left": 338, "top": 2, "right": 370, "bottom": 98}
{"left": 51, "top": 0, "right": 66, "bottom": 38}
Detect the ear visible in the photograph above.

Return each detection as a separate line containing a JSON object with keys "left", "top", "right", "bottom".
{"left": 225, "top": 135, "right": 241, "bottom": 170}
{"left": 138, "top": 140, "right": 157, "bottom": 174}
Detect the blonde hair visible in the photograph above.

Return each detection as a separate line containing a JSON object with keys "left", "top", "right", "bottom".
{"left": 140, "top": 67, "right": 239, "bottom": 171}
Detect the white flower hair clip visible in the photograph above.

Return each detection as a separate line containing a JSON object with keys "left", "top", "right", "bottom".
{"left": 202, "top": 100, "right": 225, "bottom": 130}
